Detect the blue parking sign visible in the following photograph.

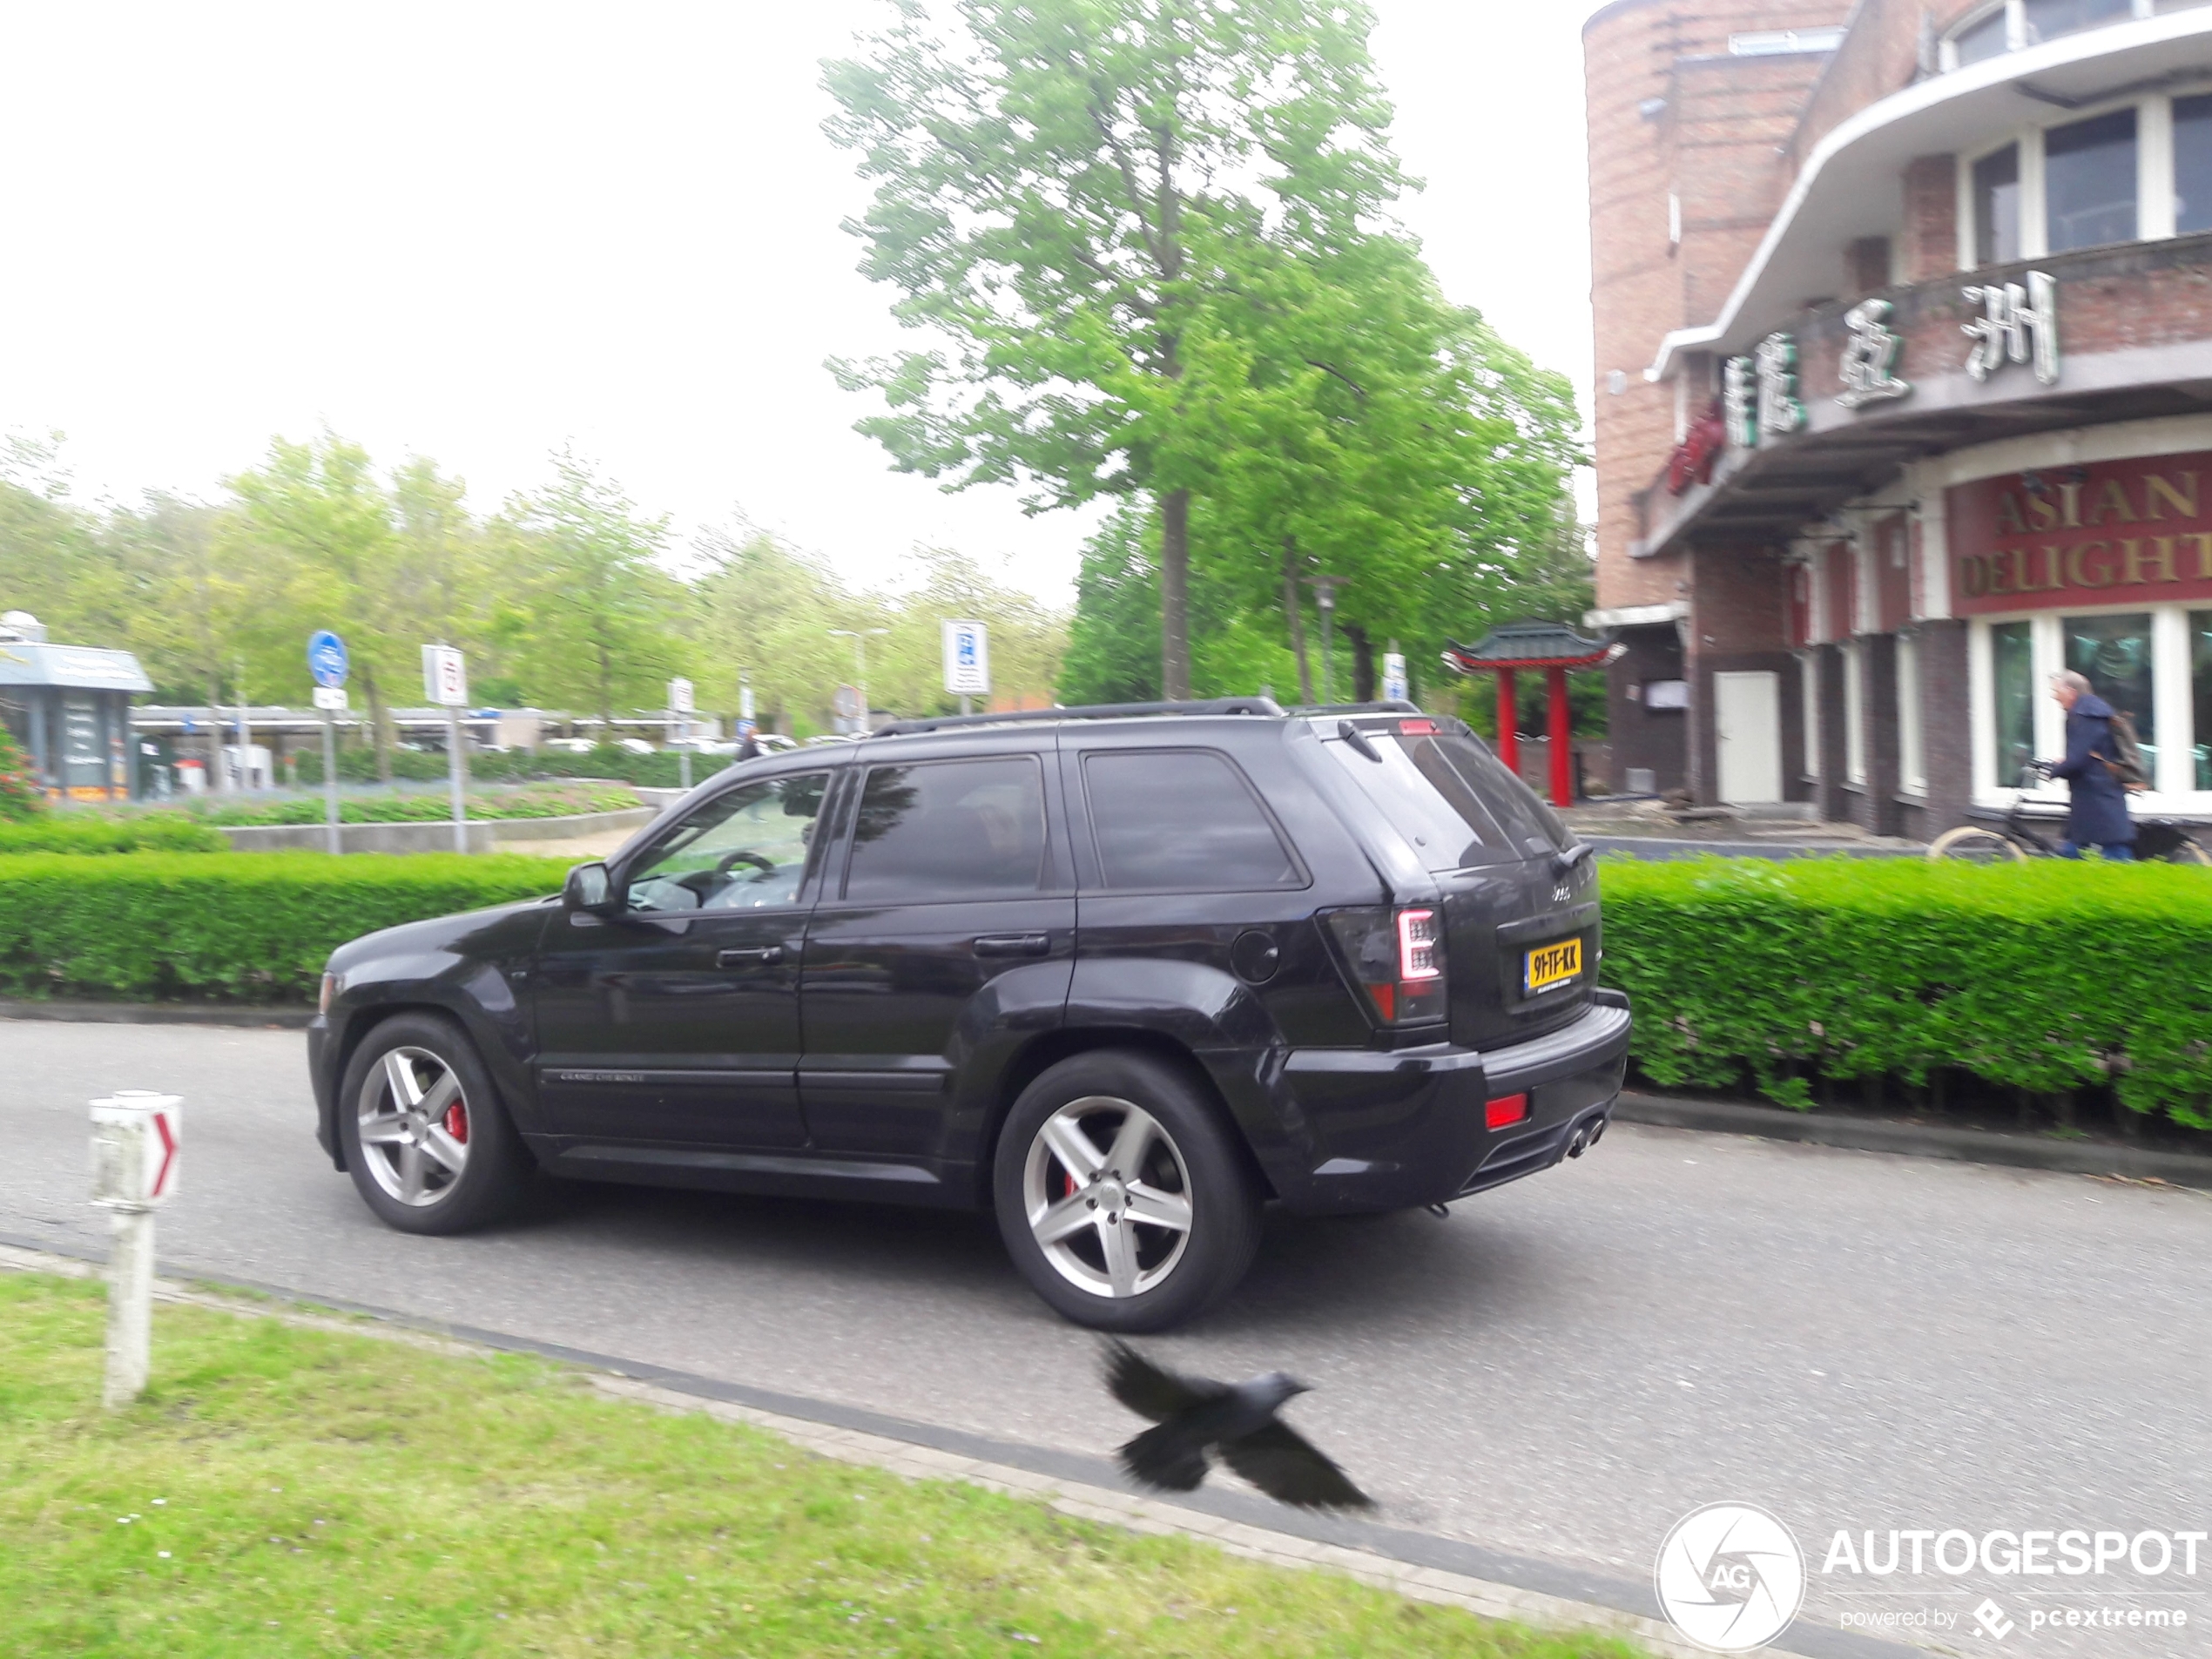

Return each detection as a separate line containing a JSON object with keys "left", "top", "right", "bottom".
{"left": 307, "top": 631, "right": 349, "bottom": 689}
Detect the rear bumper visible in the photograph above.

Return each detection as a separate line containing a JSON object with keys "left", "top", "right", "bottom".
{"left": 1269, "top": 991, "right": 1631, "bottom": 1214}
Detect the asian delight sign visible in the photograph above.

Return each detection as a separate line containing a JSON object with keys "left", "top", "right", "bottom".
{"left": 1949, "top": 453, "right": 2211, "bottom": 615}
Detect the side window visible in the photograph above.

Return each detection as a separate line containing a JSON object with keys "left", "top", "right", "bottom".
{"left": 842, "top": 757, "right": 1048, "bottom": 902}
{"left": 624, "top": 772, "right": 829, "bottom": 914}
{"left": 1082, "top": 750, "right": 1302, "bottom": 892}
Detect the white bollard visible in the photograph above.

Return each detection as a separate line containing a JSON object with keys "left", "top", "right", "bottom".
{"left": 89, "top": 1092, "right": 182, "bottom": 1409}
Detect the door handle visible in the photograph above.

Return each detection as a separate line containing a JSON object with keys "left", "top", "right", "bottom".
{"left": 716, "top": 946, "right": 783, "bottom": 967}
{"left": 974, "top": 933, "right": 1051, "bottom": 958}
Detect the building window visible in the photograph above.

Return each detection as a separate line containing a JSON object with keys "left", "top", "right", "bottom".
{"left": 2063, "top": 611, "right": 2157, "bottom": 775}
{"left": 1974, "top": 145, "right": 2023, "bottom": 265}
{"left": 1953, "top": 6, "right": 2013, "bottom": 63}
{"left": 1898, "top": 635, "right": 1927, "bottom": 795}
{"left": 1801, "top": 653, "right": 1820, "bottom": 778}
{"left": 1992, "top": 620, "right": 2037, "bottom": 787}
{"left": 2023, "top": 0, "right": 2135, "bottom": 44}
{"left": 1728, "top": 26, "right": 1848, "bottom": 54}
{"left": 2045, "top": 108, "right": 2139, "bottom": 251}
{"left": 2194, "top": 611, "right": 2212, "bottom": 789}
{"left": 1844, "top": 641, "right": 1867, "bottom": 785}
{"left": 2177, "top": 94, "right": 2212, "bottom": 234}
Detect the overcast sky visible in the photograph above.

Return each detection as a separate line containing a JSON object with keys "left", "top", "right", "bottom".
{"left": 0, "top": 2, "right": 1592, "bottom": 603}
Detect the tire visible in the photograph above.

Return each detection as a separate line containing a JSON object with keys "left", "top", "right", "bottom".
{"left": 2161, "top": 836, "right": 2212, "bottom": 866}
{"left": 337, "top": 1012, "right": 530, "bottom": 1235}
{"left": 1928, "top": 826, "right": 2027, "bottom": 863}
{"left": 992, "top": 1050, "right": 1262, "bottom": 1332}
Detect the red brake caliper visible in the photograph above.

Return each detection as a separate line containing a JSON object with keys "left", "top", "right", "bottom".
{"left": 444, "top": 1102, "right": 469, "bottom": 1143}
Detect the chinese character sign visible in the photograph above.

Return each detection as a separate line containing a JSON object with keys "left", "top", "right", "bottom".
{"left": 1755, "top": 332, "right": 1805, "bottom": 442}
{"left": 1962, "top": 272, "right": 2059, "bottom": 386}
{"left": 1723, "top": 354, "right": 1757, "bottom": 450}
{"left": 1836, "top": 300, "right": 1911, "bottom": 408}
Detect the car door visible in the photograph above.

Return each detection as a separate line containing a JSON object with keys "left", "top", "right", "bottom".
{"left": 532, "top": 765, "right": 837, "bottom": 1148}
{"left": 798, "top": 738, "right": 1075, "bottom": 1158}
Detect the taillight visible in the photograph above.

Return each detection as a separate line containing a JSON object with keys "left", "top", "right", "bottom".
{"left": 1324, "top": 907, "right": 1449, "bottom": 1027}
{"left": 1399, "top": 717, "right": 1438, "bottom": 736}
{"left": 1485, "top": 1093, "right": 1528, "bottom": 1130}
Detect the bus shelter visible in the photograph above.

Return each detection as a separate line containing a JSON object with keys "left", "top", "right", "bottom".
{"left": 0, "top": 622, "right": 154, "bottom": 801}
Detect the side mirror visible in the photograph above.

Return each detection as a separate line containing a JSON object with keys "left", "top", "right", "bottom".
{"left": 563, "top": 860, "right": 619, "bottom": 914}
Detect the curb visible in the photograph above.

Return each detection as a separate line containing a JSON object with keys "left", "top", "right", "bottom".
{"left": 0, "top": 1236, "right": 1912, "bottom": 1659}
{"left": 1615, "top": 1090, "right": 2212, "bottom": 1189}
{"left": 0, "top": 1000, "right": 313, "bottom": 1029}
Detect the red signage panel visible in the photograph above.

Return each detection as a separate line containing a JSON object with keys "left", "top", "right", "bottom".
{"left": 1950, "top": 451, "right": 2212, "bottom": 615}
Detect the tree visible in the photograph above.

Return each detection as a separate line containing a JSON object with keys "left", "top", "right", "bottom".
{"left": 824, "top": 0, "right": 1407, "bottom": 699}
{"left": 492, "top": 453, "right": 688, "bottom": 730}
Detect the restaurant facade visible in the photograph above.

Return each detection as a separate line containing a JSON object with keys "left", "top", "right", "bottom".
{"left": 1583, "top": 0, "right": 2212, "bottom": 834}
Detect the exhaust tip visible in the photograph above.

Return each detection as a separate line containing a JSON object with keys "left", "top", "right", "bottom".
{"left": 1588, "top": 1116, "right": 1608, "bottom": 1146}
{"left": 1566, "top": 1129, "right": 1588, "bottom": 1159}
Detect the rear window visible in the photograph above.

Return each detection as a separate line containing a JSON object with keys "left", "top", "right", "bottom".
{"left": 1323, "top": 725, "right": 1568, "bottom": 871}
{"left": 1082, "top": 750, "right": 1303, "bottom": 891}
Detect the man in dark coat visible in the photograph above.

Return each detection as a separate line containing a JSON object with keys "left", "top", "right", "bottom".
{"left": 2044, "top": 670, "right": 2135, "bottom": 860}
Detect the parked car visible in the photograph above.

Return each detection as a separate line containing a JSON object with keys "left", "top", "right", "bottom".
{"left": 307, "top": 699, "right": 1629, "bottom": 1331}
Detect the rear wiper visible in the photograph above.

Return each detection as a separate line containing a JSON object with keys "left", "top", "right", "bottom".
{"left": 1337, "top": 719, "right": 1383, "bottom": 763}
{"left": 1551, "top": 842, "right": 1593, "bottom": 878}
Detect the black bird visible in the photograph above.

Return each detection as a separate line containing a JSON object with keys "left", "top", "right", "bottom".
{"left": 1104, "top": 1341, "right": 1374, "bottom": 1511}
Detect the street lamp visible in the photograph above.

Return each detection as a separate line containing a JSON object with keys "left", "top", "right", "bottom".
{"left": 828, "top": 628, "right": 889, "bottom": 733}
{"left": 1302, "top": 576, "right": 1348, "bottom": 705}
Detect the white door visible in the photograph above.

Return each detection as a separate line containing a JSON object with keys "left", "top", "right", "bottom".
{"left": 1714, "top": 671, "right": 1783, "bottom": 804}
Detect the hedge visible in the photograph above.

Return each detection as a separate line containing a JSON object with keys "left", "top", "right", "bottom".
{"left": 1599, "top": 856, "right": 2212, "bottom": 1127}
{"left": 297, "top": 745, "right": 698, "bottom": 789}
{"left": 0, "top": 853, "right": 570, "bottom": 1002}
{"left": 182, "top": 781, "right": 640, "bottom": 828}
{"left": 0, "top": 815, "right": 227, "bottom": 855}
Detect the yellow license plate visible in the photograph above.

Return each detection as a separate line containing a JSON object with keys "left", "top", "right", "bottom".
{"left": 1525, "top": 938, "right": 1581, "bottom": 994}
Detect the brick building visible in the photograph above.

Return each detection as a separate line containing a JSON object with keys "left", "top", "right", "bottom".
{"left": 1584, "top": 0, "right": 2212, "bottom": 836}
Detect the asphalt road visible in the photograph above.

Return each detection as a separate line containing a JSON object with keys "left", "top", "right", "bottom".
{"left": 8, "top": 1018, "right": 2209, "bottom": 1657}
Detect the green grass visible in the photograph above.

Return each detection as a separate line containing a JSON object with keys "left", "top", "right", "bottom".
{"left": 0, "top": 1274, "right": 1639, "bottom": 1659}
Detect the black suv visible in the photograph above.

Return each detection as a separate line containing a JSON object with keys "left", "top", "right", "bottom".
{"left": 308, "top": 700, "right": 1630, "bottom": 1330}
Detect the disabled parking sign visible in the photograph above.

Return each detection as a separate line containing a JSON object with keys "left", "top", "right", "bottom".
{"left": 941, "top": 619, "right": 989, "bottom": 698}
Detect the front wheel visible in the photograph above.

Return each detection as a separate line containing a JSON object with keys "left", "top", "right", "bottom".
{"left": 993, "top": 1050, "right": 1261, "bottom": 1332}
{"left": 1928, "top": 826, "right": 2027, "bottom": 863}
{"left": 338, "top": 1012, "right": 530, "bottom": 1235}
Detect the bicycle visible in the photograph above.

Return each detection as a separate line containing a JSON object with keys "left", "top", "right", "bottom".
{"left": 1927, "top": 766, "right": 2212, "bottom": 864}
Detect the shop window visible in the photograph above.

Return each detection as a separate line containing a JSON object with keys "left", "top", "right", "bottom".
{"left": 1844, "top": 642, "right": 1867, "bottom": 786}
{"left": 1898, "top": 636, "right": 1927, "bottom": 795}
{"left": 2063, "top": 612, "right": 2156, "bottom": 778}
{"left": 1952, "top": 7, "right": 2013, "bottom": 63}
{"left": 1992, "top": 621, "right": 2037, "bottom": 788}
{"left": 2046, "top": 109, "right": 2139, "bottom": 252}
{"left": 1801, "top": 655, "right": 1820, "bottom": 779}
{"left": 2177, "top": 95, "right": 2212, "bottom": 236}
{"left": 2022, "top": 0, "right": 2134, "bottom": 44}
{"left": 2193, "top": 611, "right": 2212, "bottom": 789}
{"left": 1974, "top": 145, "right": 2023, "bottom": 266}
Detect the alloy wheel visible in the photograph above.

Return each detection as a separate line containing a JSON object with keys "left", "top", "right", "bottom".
{"left": 355, "top": 1046, "right": 472, "bottom": 1207}
{"left": 1022, "top": 1095, "right": 1193, "bottom": 1298}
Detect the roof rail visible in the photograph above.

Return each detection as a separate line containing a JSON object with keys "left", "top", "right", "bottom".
{"left": 1286, "top": 700, "right": 1424, "bottom": 717}
{"left": 869, "top": 697, "right": 1285, "bottom": 738}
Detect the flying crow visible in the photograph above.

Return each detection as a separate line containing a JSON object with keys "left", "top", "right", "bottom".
{"left": 1104, "top": 1341, "right": 1373, "bottom": 1511}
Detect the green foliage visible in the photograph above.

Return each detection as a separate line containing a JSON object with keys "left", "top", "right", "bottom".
{"left": 0, "top": 723, "right": 44, "bottom": 821}
{"left": 1599, "top": 856, "right": 2212, "bottom": 1127}
{"left": 0, "top": 853, "right": 570, "bottom": 1001}
{"left": 0, "top": 813, "right": 225, "bottom": 854}
{"left": 184, "top": 783, "right": 639, "bottom": 827}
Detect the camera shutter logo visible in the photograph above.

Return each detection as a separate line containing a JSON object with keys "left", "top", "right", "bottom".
{"left": 1655, "top": 1502, "right": 1805, "bottom": 1652}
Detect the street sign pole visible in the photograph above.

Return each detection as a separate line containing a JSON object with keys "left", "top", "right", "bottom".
{"left": 321, "top": 705, "right": 341, "bottom": 853}
{"left": 669, "top": 678, "right": 694, "bottom": 789}
{"left": 307, "top": 632, "right": 351, "bottom": 854}
{"left": 91, "top": 1092, "right": 182, "bottom": 1409}
{"left": 423, "top": 644, "right": 470, "bottom": 853}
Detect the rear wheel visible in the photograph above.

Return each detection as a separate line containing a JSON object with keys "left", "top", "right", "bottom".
{"left": 1928, "top": 826, "right": 2027, "bottom": 864}
{"left": 339, "top": 1012, "right": 530, "bottom": 1234}
{"left": 993, "top": 1050, "right": 1261, "bottom": 1332}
